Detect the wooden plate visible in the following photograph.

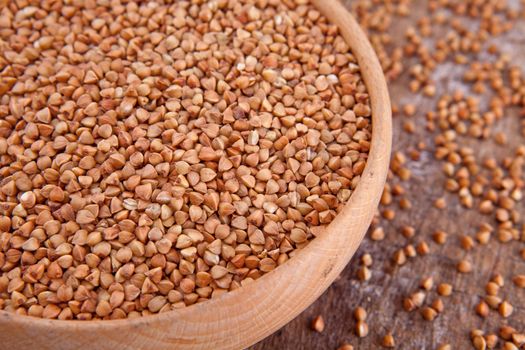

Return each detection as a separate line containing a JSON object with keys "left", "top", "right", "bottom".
{"left": 0, "top": 0, "right": 391, "bottom": 348}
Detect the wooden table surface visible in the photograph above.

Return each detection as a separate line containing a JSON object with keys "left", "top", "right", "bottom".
{"left": 251, "top": 0, "right": 525, "bottom": 349}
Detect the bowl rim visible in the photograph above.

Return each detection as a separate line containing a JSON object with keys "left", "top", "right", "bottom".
{"left": 0, "top": 0, "right": 392, "bottom": 348}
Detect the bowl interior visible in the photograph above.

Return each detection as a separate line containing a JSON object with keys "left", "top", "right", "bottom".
{"left": 0, "top": 1, "right": 392, "bottom": 349}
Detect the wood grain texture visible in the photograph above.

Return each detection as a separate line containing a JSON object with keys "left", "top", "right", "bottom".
{"left": 0, "top": 1, "right": 391, "bottom": 349}
{"left": 251, "top": 1, "right": 525, "bottom": 349}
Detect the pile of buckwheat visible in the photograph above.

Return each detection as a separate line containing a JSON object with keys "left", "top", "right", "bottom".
{"left": 0, "top": 0, "right": 371, "bottom": 320}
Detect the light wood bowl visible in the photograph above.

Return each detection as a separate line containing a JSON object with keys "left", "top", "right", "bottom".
{"left": 0, "top": 0, "right": 391, "bottom": 349}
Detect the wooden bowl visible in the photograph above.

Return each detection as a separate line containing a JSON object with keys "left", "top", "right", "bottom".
{"left": 0, "top": 0, "right": 391, "bottom": 349}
